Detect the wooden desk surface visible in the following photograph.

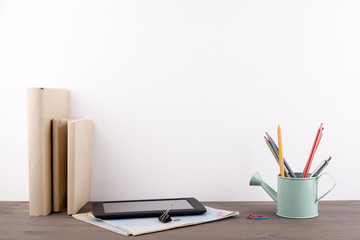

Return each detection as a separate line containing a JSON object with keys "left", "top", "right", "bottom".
{"left": 1, "top": 201, "right": 359, "bottom": 240}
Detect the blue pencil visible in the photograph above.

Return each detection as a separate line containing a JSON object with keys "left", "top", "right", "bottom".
{"left": 266, "top": 132, "right": 297, "bottom": 178}
{"left": 265, "top": 137, "right": 290, "bottom": 177}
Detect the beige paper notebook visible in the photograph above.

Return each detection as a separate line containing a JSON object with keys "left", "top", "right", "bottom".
{"left": 52, "top": 119, "right": 69, "bottom": 212}
{"left": 27, "top": 88, "right": 69, "bottom": 216}
{"left": 67, "top": 119, "right": 93, "bottom": 215}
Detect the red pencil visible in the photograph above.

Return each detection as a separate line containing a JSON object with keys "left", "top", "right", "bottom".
{"left": 302, "top": 123, "right": 324, "bottom": 178}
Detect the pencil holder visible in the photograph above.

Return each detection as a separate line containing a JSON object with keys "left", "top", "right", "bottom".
{"left": 250, "top": 172, "right": 336, "bottom": 218}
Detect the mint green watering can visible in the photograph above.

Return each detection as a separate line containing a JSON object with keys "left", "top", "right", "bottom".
{"left": 250, "top": 172, "right": 336, "bottom": 218}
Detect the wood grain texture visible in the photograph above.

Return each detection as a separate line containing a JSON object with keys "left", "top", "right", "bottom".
{"left": 0, "top": 201, "right": 359, "bottom": 240}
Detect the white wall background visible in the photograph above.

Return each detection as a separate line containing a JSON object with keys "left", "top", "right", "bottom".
{"left": 1, "top": 0, "right": 360, "bottom": 202}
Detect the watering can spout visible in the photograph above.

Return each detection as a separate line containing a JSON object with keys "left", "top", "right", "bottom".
{"left": 250, "top": 172, "right": 277, "bottom": 202}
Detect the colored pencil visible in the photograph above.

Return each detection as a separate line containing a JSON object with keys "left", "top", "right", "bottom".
{"left": 278, "top": 125, "right": 285, "bottom": 177}
{"left": 265, "top": 137, "right": 290, "bottom": 177}
{"left": 266, "top": 132, "right": 296, "bottom": 178}
{"left": 302, "top": 123, "right": 324, "bottom": 178}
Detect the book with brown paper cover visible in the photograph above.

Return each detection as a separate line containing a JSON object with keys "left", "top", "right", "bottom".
{"left": 52, "top": 119, "right": 68, "bottom": 212}
{"left": 67, "top": 119, "right": 93, "bottom": 215}
{"left": 27, "top": 88, "right": 69, "bottom": 216}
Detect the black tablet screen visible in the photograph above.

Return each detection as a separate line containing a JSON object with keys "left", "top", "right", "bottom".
{"left": 103, "top": 200, "right": 193, "bottom": 213}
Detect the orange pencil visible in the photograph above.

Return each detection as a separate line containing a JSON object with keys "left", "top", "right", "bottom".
{"left": 278, "top": 125, "right": 285, "bottom": 177}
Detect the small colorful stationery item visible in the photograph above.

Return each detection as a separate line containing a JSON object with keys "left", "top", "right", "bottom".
{"left": 246, "top": 214, "right": 269, "bottom": 220}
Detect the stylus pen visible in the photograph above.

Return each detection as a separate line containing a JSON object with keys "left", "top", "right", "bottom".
{"left": 310, "top": 156, "right": 331, "bottom": 178}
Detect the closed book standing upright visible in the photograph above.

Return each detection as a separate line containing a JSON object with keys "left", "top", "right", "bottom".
{"left": 27, "top": 88, "right": 69, "bottom": 216}
{"left": 67, "top": 119, "right": 93, "bottom": 215}
{"left": 52, "top": 119, "right": 69, "bottom": 212}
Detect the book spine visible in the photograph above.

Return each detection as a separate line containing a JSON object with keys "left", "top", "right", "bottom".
{"left": 27, "top": 88, "right": 51, "bottom": 216}
{"left": 27, "top": 88, "right": 69, "bottom": 216}
{"left": 52, "top": 119, "right": 68, "bottom": 212}
{"left": 67, "top": 119, "right": 93, "bottom": 215}
{"left": 67, "top": 121, "right": 76, "bottom": 215}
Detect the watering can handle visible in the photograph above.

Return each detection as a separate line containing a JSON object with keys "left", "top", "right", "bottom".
{"left": 316, "top": 172, "right": 336, "bottom": 203}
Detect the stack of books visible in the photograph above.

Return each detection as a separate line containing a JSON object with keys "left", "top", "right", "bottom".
{"left": 27, "top": 88, "right": 93, "bottom": 216}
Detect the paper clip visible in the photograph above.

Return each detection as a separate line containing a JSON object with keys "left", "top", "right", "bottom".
{"left": 246, "top": 214, "right": 269, "bottom": 220}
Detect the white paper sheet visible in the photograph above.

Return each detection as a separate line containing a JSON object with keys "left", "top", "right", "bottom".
{"left": 73, "top": 206, "right": 239, "bottom": 236}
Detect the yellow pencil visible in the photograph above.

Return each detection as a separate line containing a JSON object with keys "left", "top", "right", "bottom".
{"left": 278, "top": 124, "right": 285, "bottom": 177}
